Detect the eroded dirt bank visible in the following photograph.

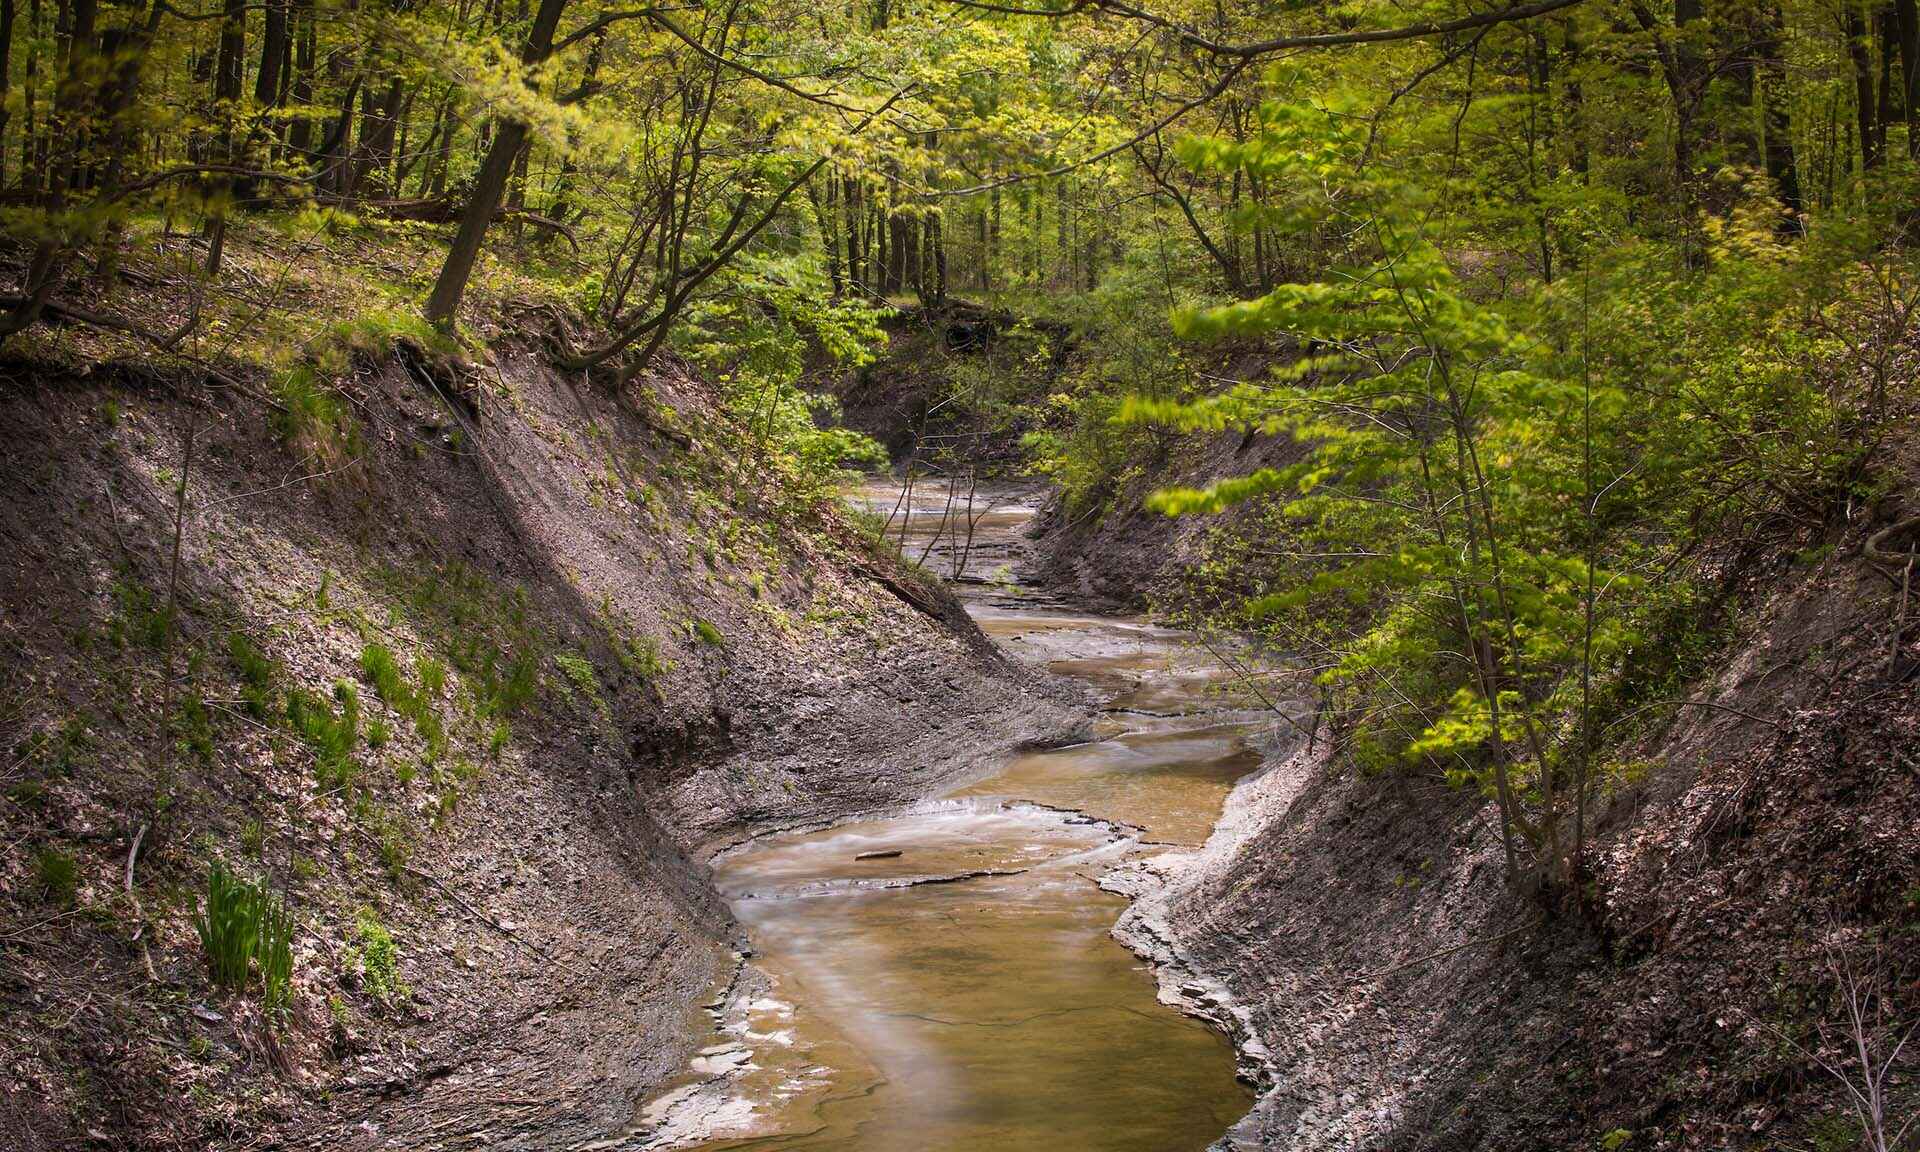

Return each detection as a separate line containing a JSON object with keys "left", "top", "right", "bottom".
{"left": 1038, "top": 453, "right": 1920, "bottom": 1151}
{"left": 0, "top": 341, "right": 1083, "bottom": 1149}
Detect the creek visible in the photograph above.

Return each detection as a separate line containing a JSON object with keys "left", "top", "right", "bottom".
{"left": 648, "top": 480, "right": 1267, "bottom": 1151}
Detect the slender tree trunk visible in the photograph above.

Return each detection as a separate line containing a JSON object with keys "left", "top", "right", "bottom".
{"left": 1759, "top": 5, "right": 1803, "bottom": 226}
{"left": 428, "top": 95, "right": 456, "bottom": 197}
{"left": 287, "top": 0, "right": 314, "bottom": 155}
{"left": 930, "top": 212, "right": 945, "bottom": 304}
{"left": 350, "top": 75, "right": 403, "bottom": 196}
{"left": 20, "top": 0, "right": 39, "bottom": 195}
{"left": 544, "top": 31, "right": 603, "bottom": 228}
{"left": 0, "top": 0, "right": 16, "bottom": 188}
{"left": 423, "top": 0, "right": 568, "bottom": 326}
{"left": 1849, "top": 5, "right": 1883, "bottom": 169}
{"left": 808, "top": 176, "right": 840, "bottom": 295}
{"left": 1564, "top": 16, "right": 1588, "bottom": 179}
{"left": 203, "top": 0, "right": 245, "bottom": 274}
{"left": 887, "top": 209, "right": 908, "bottom": 294}
{"left": 1876, "top": 5, "right": 1896, "bottom": 160}
{"left": 1900, "top": 0, "right": 1918, "bottom": 156}
{"left": 844, "top": 179, "right": 861, "bottom": 290}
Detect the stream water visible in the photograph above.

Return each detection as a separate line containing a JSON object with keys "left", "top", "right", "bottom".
{"left": 648, "top": 480, "right": 1264, "bottom": 1151}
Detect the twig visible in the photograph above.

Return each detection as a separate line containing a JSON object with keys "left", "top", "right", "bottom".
{"left": 126, "top": 823, "right": 159, "bottom": 981}
{"left": 1604, "top": 695, "right": 1785, "bottom": 733}
{"left": 1366, "top": 919, "right": 1540, "bottom": 980}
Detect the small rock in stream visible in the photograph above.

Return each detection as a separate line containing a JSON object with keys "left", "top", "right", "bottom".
{"left": 855, "top": 850, "right": 904, "bottom": 860}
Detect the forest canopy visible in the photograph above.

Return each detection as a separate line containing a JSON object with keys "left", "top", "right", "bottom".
{"left": 0, "top": 0, "right": 1915, "bottom": 896}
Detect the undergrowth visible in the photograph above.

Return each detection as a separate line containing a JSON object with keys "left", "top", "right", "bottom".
{"left": 193, "top": 862, "right": 296, "bottom": 1020}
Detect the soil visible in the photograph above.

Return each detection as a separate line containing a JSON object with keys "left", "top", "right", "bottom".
{"left": 1051, "top": 440, "right": 1920, "bottom": 1151}
{"left": 1030, "top": 426, "right": 1308, "bottom": 611}
{"left": 0, "top": 333, "right": 1084, "bottom": 1149}
{"left": 6, "top": 280, "right": 1917, "bottom": 1152}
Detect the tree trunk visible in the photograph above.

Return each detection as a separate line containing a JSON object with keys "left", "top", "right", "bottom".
{"left": 1876, "top": 5, "right": 1896, "bottom": 161}
{"left": 1900, "top": 0, "right": 1918, "bottom": 157}
{"left": 544, "top": 31, "right": 604, "bottom": 228}
{"left": 254, "top": 0, "right": 287, "bottom": 113}
{"left": 929, "top": 212, "right": 945, "bottom": 304}
{"left": 1758, "top": 5, "right": 1802, "bottom": 225}
{"left": 1849, "top": 5, "right": 1882, "bottom": 170}
{"left": 0, "top": 0, "right": 15, "bottom": 188}
{"left": 19, "top": 0, "right": 39, "bottom": 195}
{"left": 887, "top": 209, "right": 909, "bottom": 295}
{"left": 843, "top": 179, "right": 861, "bottom": 290}
{"left": 1564, "top": 16, "right": 1587, "bottom": 178}
{"left": 423, "top": 0, "right": 567, "bottom": 327}
{"left": 287, "top": 0, "right": 314, "bottom": 154}
{"left": 204, "top": 0, "right": 245, "bottom": 273}
{"left": 808, "top": 176, "right": 840, "bottom": 295}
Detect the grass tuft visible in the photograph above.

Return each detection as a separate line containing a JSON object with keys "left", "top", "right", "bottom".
{"left": 193, "top": 862, "right": 295, "bottom": 1017}
{"left": 32, "top": 848, "right": 79, "bottom": 906}
{"left": 289, "top": 680, "right": 360, "bottom": 790}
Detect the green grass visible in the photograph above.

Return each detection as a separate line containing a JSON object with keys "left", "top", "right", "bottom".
{"left": 228, "top": 631, "right": 278, "bottom": 719}
{"left": 289, "top": 680, "right": 360, "bottom": 790}
{"left": 109, "top": 577, "right": 172, "bottom": 650}
{"left": 32, "top": 848, "right": 78, "bottom": 906}
{"left": 553, "top": 651, "right": 599, "bottom": 697}
{"left": 359, "top": 642, "right": 408, "bottom": 709}
{"left": 270, "top": 366, "right": 359, "bottom": 461}
{"left": 348, "top": 909, "right": 408, "bottom": 1007}
{"left": 691, "top": 618, "right": 724, "bottom": 647}
{"left": 257, "top": 891, "right": 295, "bottom": 1018}
{"left": 193, "top": 861, "right": 294, "bottom": 1017}
{"left": 417, "top": 656, "right": 447, "bottom": 699}
{"left": 194, "top": 862, "right": 258, "bottom": 990}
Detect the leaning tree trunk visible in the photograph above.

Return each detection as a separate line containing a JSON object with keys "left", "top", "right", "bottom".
{"left": 423, "top": 0, "right": 567, "bottom": 326}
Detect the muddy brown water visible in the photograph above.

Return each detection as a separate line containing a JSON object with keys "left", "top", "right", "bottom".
{"left": 652, "top": 481, "right": 1264, "bottom": 1151}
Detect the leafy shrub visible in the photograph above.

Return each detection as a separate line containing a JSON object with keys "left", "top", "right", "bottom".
{"left": 348, "top": 910, "right": 408, "bottom": 1006}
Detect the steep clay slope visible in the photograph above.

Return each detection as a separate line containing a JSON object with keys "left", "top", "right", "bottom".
{"left": 1103, "top": 485, "right": 1919, "bottom": 1150}
{"left": 1030, "top": 425, "right": 1307, "bottom": 611}
{"left": 0, "top": 331, "right": 1082, "bottom": 1149}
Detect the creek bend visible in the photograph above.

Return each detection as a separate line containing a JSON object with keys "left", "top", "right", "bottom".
{"left": 647, "top": 481, "right": 1267, "bottom": 1151}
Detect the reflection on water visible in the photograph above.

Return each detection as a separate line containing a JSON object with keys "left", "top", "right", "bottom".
{"left": 668, "top": 480, "right": 1263, "bottom": 1152}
